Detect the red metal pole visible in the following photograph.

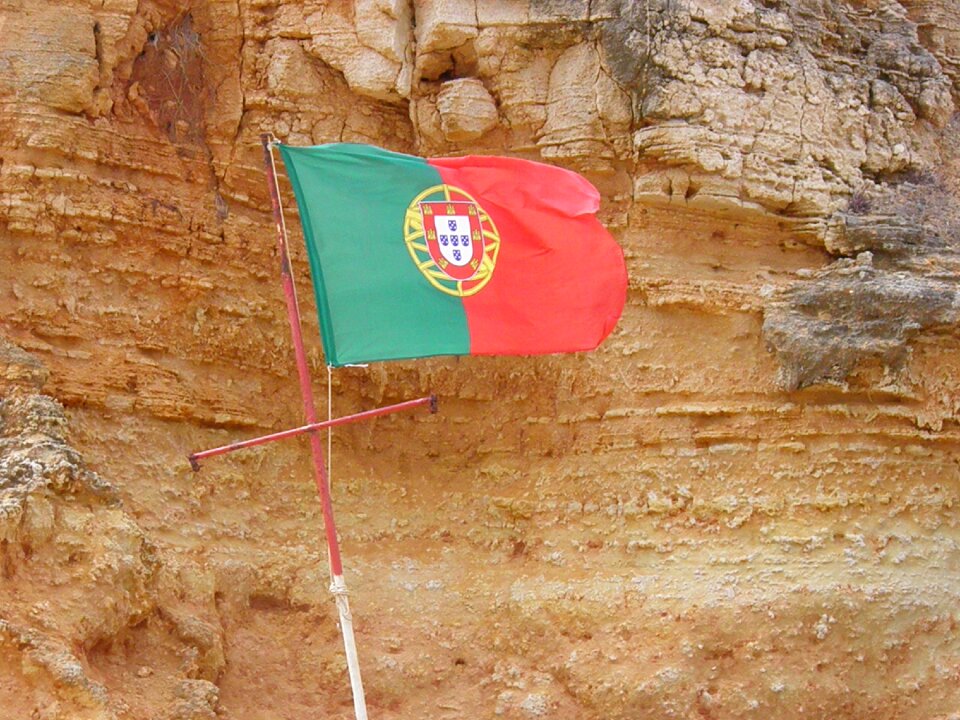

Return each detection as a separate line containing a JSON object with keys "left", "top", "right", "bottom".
{"left": 260, "top": 132, "right": 344, "bottom": 576}
{"left": 260, "top": 133, "right": 372, "bottom": 720}
{"left": 188, "top": 395, "right": 437, "bottom": 470}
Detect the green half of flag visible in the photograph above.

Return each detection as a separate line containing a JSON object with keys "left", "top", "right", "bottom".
{"left": 278, "top": 143, "right": 626, "bottom": 367}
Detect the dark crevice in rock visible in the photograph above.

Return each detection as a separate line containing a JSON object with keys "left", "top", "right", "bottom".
{"left": 597, "top": 0, "right": 679, "bottom": 119}
{"left": 128, "top": 14, "right": 209, "bottom": 148}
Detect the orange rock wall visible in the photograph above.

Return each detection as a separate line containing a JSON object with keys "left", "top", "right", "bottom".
{"left": 1, "top": 1, "right": 958, "bottom": 719}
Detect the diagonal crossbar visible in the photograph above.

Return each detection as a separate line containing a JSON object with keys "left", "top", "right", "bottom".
{"left": 187, "top": 394, "right": 437, "bottom": 471}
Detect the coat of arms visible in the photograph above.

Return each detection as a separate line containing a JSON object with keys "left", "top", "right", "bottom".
{"left": 404, "top": 185, "right": 500, "bottom": 297}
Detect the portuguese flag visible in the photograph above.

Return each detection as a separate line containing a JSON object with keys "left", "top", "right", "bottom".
{"left": 277, "top": 143, "right": 627, "bottom": 367}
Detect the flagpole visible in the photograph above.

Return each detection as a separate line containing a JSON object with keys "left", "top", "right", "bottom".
{"left": 260, "top": 132, "right": 368, "bottom": 720}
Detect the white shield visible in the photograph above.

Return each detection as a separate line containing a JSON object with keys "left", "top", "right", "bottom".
{"left": 434, "top": 215, "right": 474, "bottom": 267}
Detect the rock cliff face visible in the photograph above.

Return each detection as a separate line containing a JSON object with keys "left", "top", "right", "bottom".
{"left": 1, "top": 1, "right": 959, "bottom": 718}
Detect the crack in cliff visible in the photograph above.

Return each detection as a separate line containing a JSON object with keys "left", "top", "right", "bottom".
{"left": 222, "top": 0, "right": 246, "bottom": 205}
{"left": 92, "top": 20, "right": 105, "bottom": 93}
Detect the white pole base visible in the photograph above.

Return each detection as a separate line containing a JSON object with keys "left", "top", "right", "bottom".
{"left": 331, "top": 574, "right": 368, "bottom": 720}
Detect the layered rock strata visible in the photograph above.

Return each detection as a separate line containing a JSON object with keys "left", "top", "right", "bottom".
{"left": 1, "top": 1, "right": 958, "bottom": 718}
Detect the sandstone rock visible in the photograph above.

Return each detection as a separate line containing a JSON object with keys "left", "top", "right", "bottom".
{"left": 765, "top": 170, "right": 960, "bottom": 390}
{"left": 605, "top": 0, "right": 956, "bottom": 221}
{"left": 903, "top": 0, "right": 960, "bottom": 103}
{"left": 1, "top": 1, "right": 959, "bottom": 718}
{"left": 436, "top": 78, "right": 499, "bottom": 142}
{"left": 0, "top": 339, "right": 48, "bottom": 391}
{"left": 413, "top": 0, "right": 478, "bottom": 80}
{"left": 165, "top": 679, "right": 219, "bottom": 720}
{"left": 264, "top": 39, "right": 327, "bottom": 101}
{"left": 305, "top": 1, "right": 411, "bottom": 102}
{"left": 0, "top": 6, "right": 99, "bottom": 114}
{"left": 539, "top": 43, "right": 632, "bottom": 167}
{"left": 0, "top": 345, "right": 228, "bottom": 717}
{"left": 763, "top": 260, "right": 958, "bottom": 390}
{"left": 161, "top": 609, "right": 225, "bottom": 681}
